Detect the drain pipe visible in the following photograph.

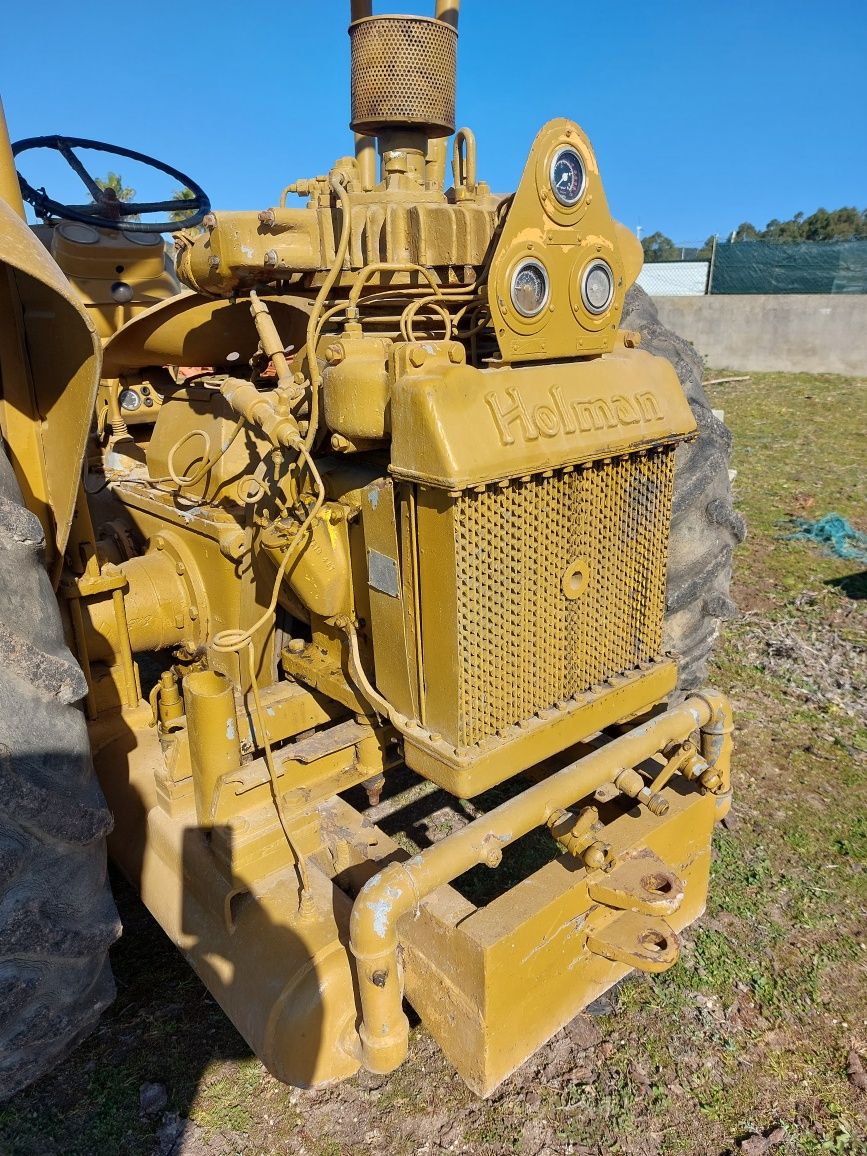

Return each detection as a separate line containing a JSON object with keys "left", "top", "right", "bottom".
{"left": 349, "top": 692, "right": 731, "bottom": 1074}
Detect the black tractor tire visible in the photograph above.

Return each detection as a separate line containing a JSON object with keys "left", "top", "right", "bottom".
{"left": 622, "top": 284, "right": 746, "bottom": 689}
{"left": 0, "top": 447, "right": 120, "bottom": 1100}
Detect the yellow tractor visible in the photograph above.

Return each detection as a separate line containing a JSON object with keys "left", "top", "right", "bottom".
{"left": 0, "top": 1, "right": 744, "bottom": 1099}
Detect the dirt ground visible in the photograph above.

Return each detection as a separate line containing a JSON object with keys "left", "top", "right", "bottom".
{"left": 1, "top": 371, "right": 865, "bottom": 1156}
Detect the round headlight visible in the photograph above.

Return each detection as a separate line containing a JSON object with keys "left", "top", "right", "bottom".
{"left": 119, "top": 388, "right": 141, "bottom": 412}
{"left": 581, "top": 259, "right": 614, "bottom": 315}
{"left": 550, "top": 146, "right": 586, "bottom": 208}
{"left": 510, "top": 259, "right": 550, "bottom": 318}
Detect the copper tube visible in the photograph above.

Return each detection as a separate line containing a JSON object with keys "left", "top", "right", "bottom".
{"left": 349, "top": 693, "right": 719, "bottom": 1073}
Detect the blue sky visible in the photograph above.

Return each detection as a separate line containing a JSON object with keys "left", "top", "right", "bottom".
{"left": 2, "top": 1, "right": 864, "bottom": 244}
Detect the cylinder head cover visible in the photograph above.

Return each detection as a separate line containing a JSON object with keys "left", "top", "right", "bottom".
{"left": 349, "top": 15, "right": 457, "bottom": 136}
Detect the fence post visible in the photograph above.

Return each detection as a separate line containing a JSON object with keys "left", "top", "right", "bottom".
{"left": 706, "top": 235, "right": 718, "bottom": 295}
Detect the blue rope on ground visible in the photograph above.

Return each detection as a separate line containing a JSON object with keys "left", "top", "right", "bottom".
{"left": 784, "top": 514, "right": 867, "bottom": 563}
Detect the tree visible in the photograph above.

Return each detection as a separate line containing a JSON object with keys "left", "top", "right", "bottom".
{"left": 641, "top": 231, "right": 677, "bottom": 262}
{"left": 93, "top": 172, "right": 139, "bottom": 221}
{"left": 171, "top": 187, "right": 196, "bottom": 222}
{"left": 731, "top": 207, "right": 867, "bottom": 244}
{"left": 95, "top": 171, "right": 135, "bottom": 202}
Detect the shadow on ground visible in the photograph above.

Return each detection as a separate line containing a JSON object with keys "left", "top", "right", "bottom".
{"left": 0, "top": 870, "right": 252, "bottom": 1156}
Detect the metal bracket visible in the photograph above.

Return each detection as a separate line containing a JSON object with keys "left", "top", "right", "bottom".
{"left": 587, "top": 849, "right": 684, "bottom": 916}
{"left": 586, "top": 910, "right": 680, "bottom": 974}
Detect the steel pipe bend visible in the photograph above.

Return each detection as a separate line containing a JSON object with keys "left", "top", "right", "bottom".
{"left": 349, "top": 692, "right": 723, "bottom": 1073}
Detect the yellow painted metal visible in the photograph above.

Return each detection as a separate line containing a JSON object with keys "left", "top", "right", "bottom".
{"left": 414, "top": 453, "right": 674, "bottom": 748}
{"left": 388, "top": 344, "right": 695, "bottom": 488}
{"left": 401, "top": 662, "right": 678, "bottom": 797}
{"left": 185, "top": 670, "right": 243, "bottom": 823}
{"left": 361, "top": 477, "right": 420, "bottom": 719}
{"left": 399, "top": 784, "right": 716, "bottom": 1095}
{"left": 42, "top": 223, "right": 178, "bottom": 340}
{"left": 0, "top": 0, "right": 738, "bottom": 1097}
{"left": 78, "top": 548, "right": 201, "bottom": 661}
{"left": 486, "top": 118, "right": 630, "bottom": 363}
{"left": 348, "top": 694, "right": 722, "bottom": 1077}
{"left": 349, "top": 14, "right": 457, "bottom": 137}
{"left": 0, "top": 100, "right": 25, "bottom": 218}
{"left": 0, "top": 182, "right": 101, "bottom": 568}
{"left": 102, "top": 291, "right": 312, "bottom": 376}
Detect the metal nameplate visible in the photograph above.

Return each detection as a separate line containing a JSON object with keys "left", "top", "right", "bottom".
{"left": 367, "top": 549, "right": 400, "bottom": 598}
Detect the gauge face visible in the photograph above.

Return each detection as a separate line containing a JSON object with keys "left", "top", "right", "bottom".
{"left": 118, "top": 388, "right": 141, "bottom": 412}
{"left": 550, "top": 147, "right": 586, "bottom": 207}
{"left": 581, "top": 259, "right": 614, "bottom": 314}
{"left": 510, "top": 259, "right": 550, "bottom": 318}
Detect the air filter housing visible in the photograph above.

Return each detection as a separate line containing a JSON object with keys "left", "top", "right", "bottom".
{"left": 349, "top": 15, "right": 457, "bottom": 136}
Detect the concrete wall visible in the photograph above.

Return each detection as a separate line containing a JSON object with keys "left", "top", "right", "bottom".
{"left": 651, "top": 294, "right": 867, "bottom": 375}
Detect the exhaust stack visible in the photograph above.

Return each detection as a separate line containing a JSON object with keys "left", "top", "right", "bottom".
{"left": 348, "top": 2, "right": 459, "bottom": 188}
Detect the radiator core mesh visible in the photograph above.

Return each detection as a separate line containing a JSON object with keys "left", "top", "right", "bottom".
{"left": 450, "top": 449, "right": 675, "bottom": 747}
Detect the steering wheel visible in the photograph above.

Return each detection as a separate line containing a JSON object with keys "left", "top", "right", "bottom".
{"left": 12, "top": 135, "right": 210, "bottom": 233}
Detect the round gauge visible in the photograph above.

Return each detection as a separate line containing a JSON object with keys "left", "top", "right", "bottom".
{"left": 118, "top": 388, "right": 141, "bottom": 412}
{"left": 56, "top": 222, "right": 100, "bottom": 245}
{"left": 122, "top": 231, "right": 162, "bottom": 247}
{"left": 550, "top": 146, "right": 586, "bottom": 207}
{"left": 510, "top": 258, "right": 550, "bottom": 318}
{"left": 580, "top": 259, "right": 614, "bottom": 314}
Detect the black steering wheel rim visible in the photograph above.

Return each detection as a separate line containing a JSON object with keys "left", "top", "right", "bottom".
{"left": 12, "top": 134, "right": 210, "bottom": 234}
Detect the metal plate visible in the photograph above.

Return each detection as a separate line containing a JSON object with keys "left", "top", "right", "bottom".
{"left": 367, "top": 549, "right": 400, "bottom": 598}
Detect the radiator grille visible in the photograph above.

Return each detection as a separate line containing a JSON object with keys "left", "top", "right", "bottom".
{"left": 452, "top": 449, "right": 675, "bottom": 747}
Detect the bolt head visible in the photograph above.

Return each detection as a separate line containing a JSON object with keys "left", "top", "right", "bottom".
{"left": 408, "top": 346, "right": 426, "bottom": 368}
